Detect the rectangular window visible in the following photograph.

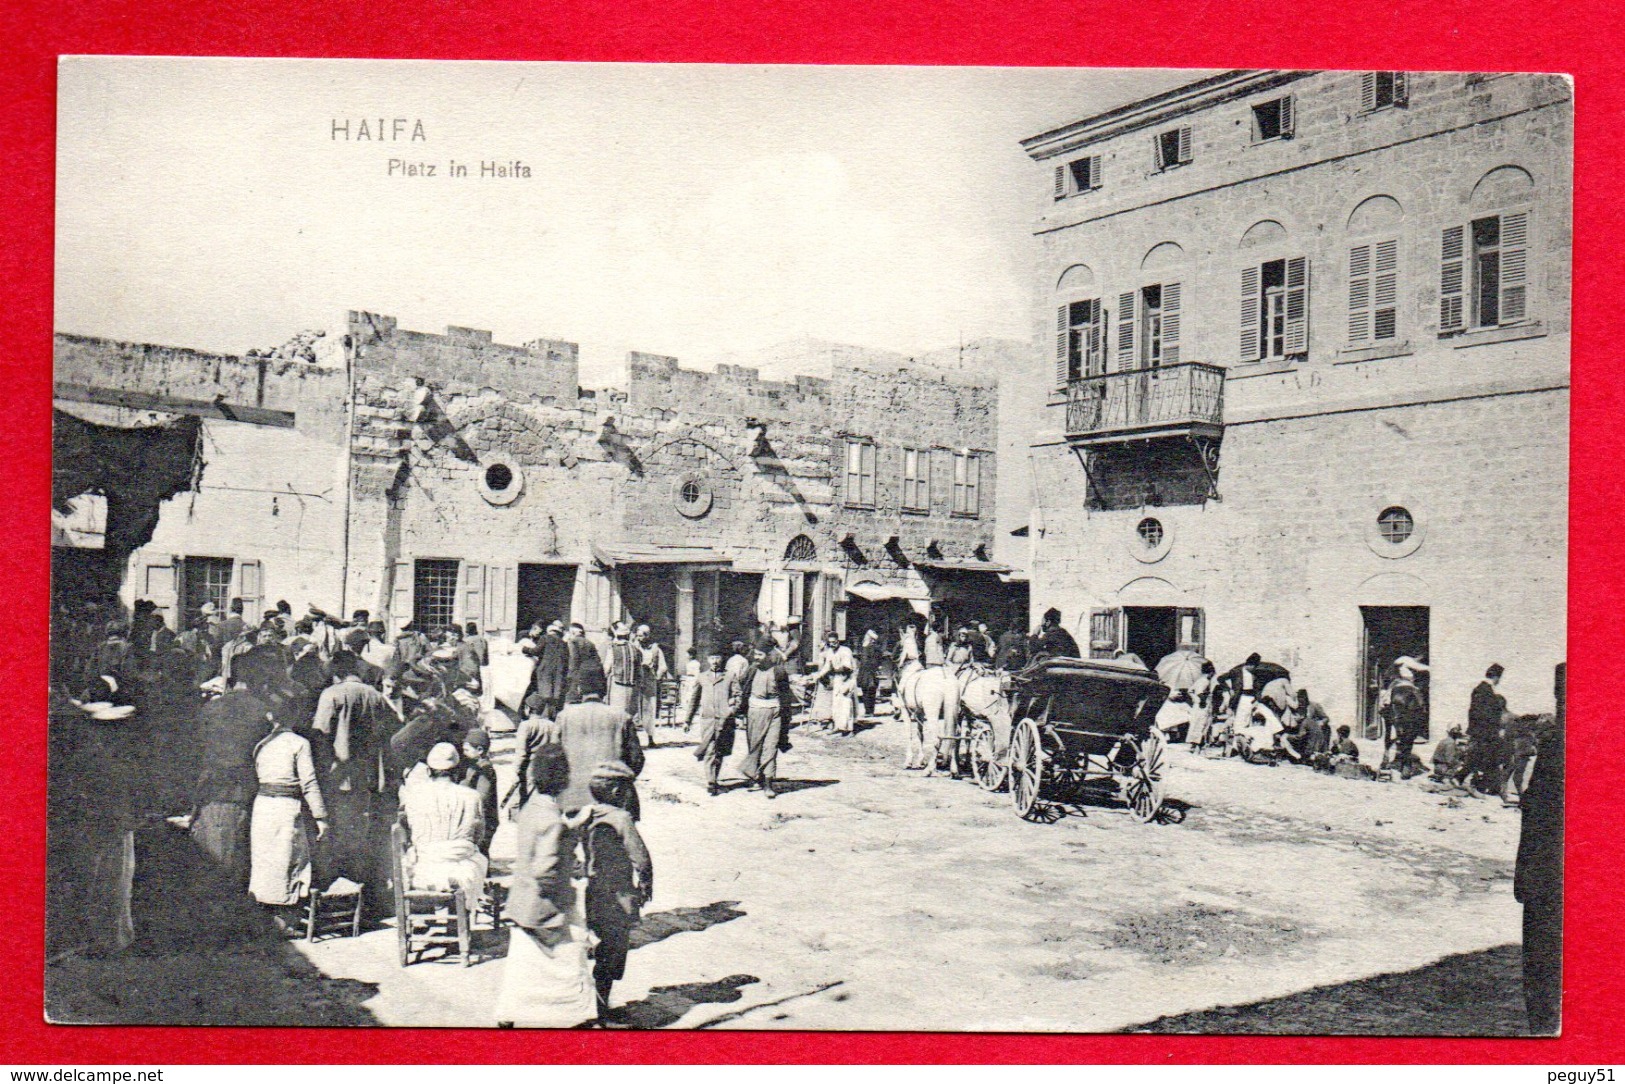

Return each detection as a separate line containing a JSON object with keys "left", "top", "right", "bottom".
{"left": 182, "top": 556, "right": 234, "bottom": 628}
{"left": 952, "top": 452, "right": 981, "bottom": 517}
{"left": 901, "top": 448, "right": 930, "bottom": 513}
{"left": 1154, "top": 126, "right": 1192, "bottom": 171}
{"left": 1361, "top": 71, "right": 1408, "bottom": 112}
{"left": 1064, "top": 298, "right": 1106, "bottom": 381}
{"left": 413, "top": 558, "right": 460, "bottom": 633}
{"left": 1468, "top": 211, "right": 1529, "bottom": 328}
{"left": 1250, "top": 95, "right": 1295, "bottom": 142}
{"left": 1348, "top": 238, "right": 1399, "bottom": 343}
{"left": 1241, "top": 256, "right": 1309, "bottom": 361}
{"left": 1053, "top": 154, "right": 1103, "bottom": 199}
{"left": 844, "top": 439, "right": 877, "bottom": 508}
{"left": 1140, "top": 284, "right": 1163, "bottom": 366}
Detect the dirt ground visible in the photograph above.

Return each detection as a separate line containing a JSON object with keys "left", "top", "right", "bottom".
{"left": 46, "top": 709, "right": 1531, "bottom": 1034}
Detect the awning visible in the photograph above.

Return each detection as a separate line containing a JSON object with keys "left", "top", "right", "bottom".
{"left": 846, "top": 581, "right": 932, "bottom": 602}
{"left": 591, "top": 542, "right": 733, "bottom": 569}
{"left": 911, "top": 558, "right": 1013, "bottom": 574}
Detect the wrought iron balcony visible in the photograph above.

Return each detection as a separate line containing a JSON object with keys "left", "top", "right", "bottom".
{"left": 1064, "top": 362, "right": 1226, "bottom": 444}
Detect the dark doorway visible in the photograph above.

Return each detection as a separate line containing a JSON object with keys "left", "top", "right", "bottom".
{"left": 51, "top": 546, "right": 122, "bottom": 613}
{"left": 1124, "top": 606, "right": 1178, "bottom": 668}
{"left": 517, "top": 563, "right": 577, "bottom": 634}
{"left": 1360, "top": 605, "right": 1430, "bottom": 741}
{"left": 717, "top": 572, "right": 763, "bottom": 645}
{"left": 618, "top": 567, "right": 678, "bottom": 662}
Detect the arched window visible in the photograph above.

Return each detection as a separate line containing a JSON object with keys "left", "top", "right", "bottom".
{"left": 1346, "top": 196, "right": 1405, "bottom": 346}
{"left": 784, "top": 535, "right": 818, "bottom": 563}
{"left": 1443, "top": 167, "right": 1536, "bottom": 334}
{"left": 1238, "top": 221, "right": 1308, "bottom": 363}
{"left": 1054, "top": 263, "right": 1104, "bottom": 388}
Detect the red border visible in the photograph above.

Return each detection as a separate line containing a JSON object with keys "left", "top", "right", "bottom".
{"left": 3, "top": 0, "right": 1621, "bottom": 1064}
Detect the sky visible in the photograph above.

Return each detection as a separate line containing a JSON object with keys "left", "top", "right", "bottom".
{"left": 55, "top": 59, "right": 1209, "bottom": 385}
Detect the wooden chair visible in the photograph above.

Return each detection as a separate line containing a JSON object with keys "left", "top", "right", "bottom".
{"left": 304, "top": 881, "right": 364, "bottom": 942}
{"left": 389, "top": 821, "right": 471, "bottom": 967}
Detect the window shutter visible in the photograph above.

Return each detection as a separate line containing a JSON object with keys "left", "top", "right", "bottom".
{"left": 1053, "top": 165, "right": 1065, "bottom": 200}
{"left": 1240, "top": 264, "right": 1262, "bottom": 361}
{"left": 1176, "top": 608, "right": 1205, "bottom": 655}
{"left": 1284, "top": 256, "right": 1310, "bottom": 355}
{"left": 1360, "top": 72, "right": 1377, "bottom": 112}
{"left": 390, "top": 558, "right": 413, "bottom": 631}
{"left": 1393, "top": 72, "right": 1408, "bottom": 106}
{"left": 1089, "top": 154, "right": 1103, "bottom": 190}
{"left": 1116, "top": 291, "right": 1137, "bottom": 371}
{"left": 1088, "top": 608, "right": 1122, "bottom": 660}
{"left": 233, "top": 558, "right": 262, "bottom": 620}
{"left": 1373, "top": 238, "right": 1399, "bottom": 340}
{"left": 1056, "top": 305, "right": 1070, "bottom": 388}
{"left": 967, "top": 455, "right": 981, "bottom": 516}
{"left": 1153, "top": 132, "right": 1165, "bottom": 172}
{"left": 1499, "top": 210, "right": 1529, "bottom": 322}
{"left": 1177, "top": 126, "right": 1192, "bottom": 164}
{"left": 458, "top": 562, "right": 485, "bottom": 629}
{"left": 1347, "top": 243, "right": 1373, "bottom": 343}
{"left": 143, "top": 554, "right": 178, "bottom": 631}
{"left": 1279, "top": 95, "right": 1295, "bottom": 138}
{"left": 1439, "top": 224, "right": 1466, "bottom": 333}
{"left": 1162, "top": 281, "right": 1182, "bottom": 364}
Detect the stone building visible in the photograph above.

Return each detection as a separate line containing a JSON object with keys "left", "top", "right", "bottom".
{"left": 1020, "top": 70, "right": 1570, "bottom": 741}
{"left": 52, "top": 311, "right": 1005, "bottom": 667}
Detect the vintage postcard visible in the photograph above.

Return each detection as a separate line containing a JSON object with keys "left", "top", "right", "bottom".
{"left": 48, "top": 58, "right": 1569, "bottom": 1033}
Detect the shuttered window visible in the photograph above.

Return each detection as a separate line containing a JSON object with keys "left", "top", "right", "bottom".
{"left": 1243, "top": 257, "right": 1310, "bottom": 361}
{"left": 1439, "top": 225, "right": 1467, "bottom": 333}
{"left": 901, "top": 448, "right": 930, "bottom": 512}
{"left": 1348, "top": 238, "right": 1399, "bottom": 344}
{"left": 1154, "top": 126, "right": 1193, "bottom": 171}
{"left": 1054, "top": 154, "right": 1103, "bottom": 199}
{"left": 1465, "top": 211, "right": 1531, "bottom": 329}
{"left": 1058, "top": 298, "right": 1106, "bottom": 385}
{"left": 1360, "top": 71, "right": 1409, "bottom": 112}
{"left": 952, "top": 452, "right": 982, "bottom": 517}
{"left": 1136, "top": 282, "right": 1183, "bottom": 367}
{"left": 844, "top": 439, "right": 877, "bottom": 509}
{"left": 1251, "top": 96, "right": 1295, "bottom": 142}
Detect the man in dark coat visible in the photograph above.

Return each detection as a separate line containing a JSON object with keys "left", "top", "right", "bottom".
{"left": 1382, "top": 657, "right": 1430, "bottom": 778}
{"left": 1516, "top": 662, "right": 1563, "bottom": 1035}
{"left": 563, "top": 622, "right": 604, "bottom": 706}
{"left": 579, "top": 761, "right": 653, "bottom": 1021}
{"left": 1467, "top": 663, "right": 1508, "bottom": 796}
{"left": 545, "top": 665, "right": 645, "bottom": 815}
{"left": 738, "top": 638, "right": 793, "bottom": 798}
{"left": 1031, "top": 607, "right": 1081, "bottom": 660}
{"left": 525, "top": 621, "right": 569, "bottom": 719}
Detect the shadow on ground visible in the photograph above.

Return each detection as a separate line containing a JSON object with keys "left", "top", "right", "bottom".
{"left": 615, "top": 974, "right": 760, "bottom": 1029}
{"left": 630, "top": 900, "right": 747, "bottom": 951}
{"left": 46, "top": 824, "right": 381, "bottom": 1026}
{"left": 1123, "top": 943, "right": 1528, "bottom": 1035}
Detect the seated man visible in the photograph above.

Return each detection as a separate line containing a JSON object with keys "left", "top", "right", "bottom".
{"left": 399, "top": 742, "right": 487, "bottom": 905}
{"left": 1431, "top": 725, "right": 1469, "bottom": 786}
{"left": 1328, "top": 725, "right": 1360, "bottom": 762}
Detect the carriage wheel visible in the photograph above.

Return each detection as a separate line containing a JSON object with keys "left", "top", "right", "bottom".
{"left": 969, "top": 724, "right": 1006, "bottom": 792}
{"left": 1126, "top": 729, "right": 1166, "bottom": 823}
{"left": 1009, "top": 718, "right": 1044, "bottom": 819}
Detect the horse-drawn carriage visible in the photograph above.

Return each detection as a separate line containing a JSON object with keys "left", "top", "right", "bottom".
{"left": 980, "top": 656, "right": 1171, "bottom": 823}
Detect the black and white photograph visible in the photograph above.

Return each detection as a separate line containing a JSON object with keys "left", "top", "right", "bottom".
{"left": 47, "top": 59, "right": 1569, "bottom": 1034}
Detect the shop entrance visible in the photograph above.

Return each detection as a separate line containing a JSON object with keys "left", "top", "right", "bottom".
{"left": 617, "top": 566, "right": 678, "bottom": 661}
{"left": 716, "top": 572, "right": 764, "bottom": 646}
{"left": 1359, "top": 605, "right": 1430, "bottom": 741}
{"left": 516, "top": 563, "right": 577, "bottom": 634}
{"left": 1123, "top": 606, "right": 1179, "bottom": 668}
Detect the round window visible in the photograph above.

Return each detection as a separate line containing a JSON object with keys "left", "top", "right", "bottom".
{"left": 1137, "top": 517, "right": 1165, "bottom": 550}
{"left": 672, "top": 473, "right": 714, "bottom": 518}
{"left": 1377, "top": 506, "right": 1414, "bottom": 545}
{"left": 485, "top": 463, "right": 514, "bottom": 492}
{"left": 477, "top": 453, "right": 524, "bottom": 506}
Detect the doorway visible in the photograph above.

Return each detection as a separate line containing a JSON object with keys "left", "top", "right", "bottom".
{"left": 717, "top": 572, "right": 764, "bottom": 645}
{"left": 517, "top": 563, "right": 577, "bottom": 634}
{"left": 617, "top": 567, "right": 678, "bottom": 661}
{"left": 1359, "top": 605, "right": 1430, "bottom": 741}
{"left": 1123, "top": 606, "right": 1178, "bottom": 668}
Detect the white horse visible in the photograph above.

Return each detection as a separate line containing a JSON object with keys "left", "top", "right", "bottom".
{"left": 896, "top": 663, "right": 1014, "bottom": 777}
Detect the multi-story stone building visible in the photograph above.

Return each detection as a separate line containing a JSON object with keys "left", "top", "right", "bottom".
{"left": 1020, "top": 70, "right": 1570, "bottom": 741}
{"left": 52, "top": 312, "right": 1006, "bottom": 667}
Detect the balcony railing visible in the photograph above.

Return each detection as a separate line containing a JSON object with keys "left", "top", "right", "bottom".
{"left": 1064, "top": 362, "right": 1226, "bottom": 443}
